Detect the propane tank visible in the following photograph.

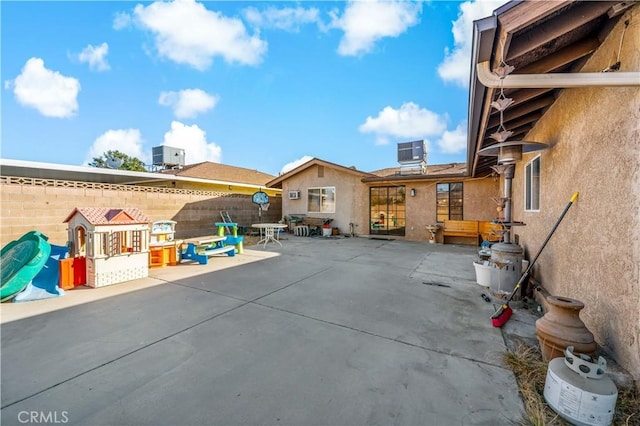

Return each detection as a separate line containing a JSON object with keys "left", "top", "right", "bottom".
{"left": 544, "top": 346, "right": 618, "bottom": 426}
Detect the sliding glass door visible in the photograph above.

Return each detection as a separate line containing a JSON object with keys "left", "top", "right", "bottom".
{"left": 370, "top": 186, "right": 405, "bottom": 236}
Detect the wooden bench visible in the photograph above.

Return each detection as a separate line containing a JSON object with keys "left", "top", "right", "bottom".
{"left": 443, "top": 220, "right": 479, "bottom": 245}
{"left": 180, "top": 236, "right": 235, "bottom": 264}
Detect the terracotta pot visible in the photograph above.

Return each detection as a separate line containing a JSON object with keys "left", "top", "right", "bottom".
{"left": 535, "top": 295, "right": 596, "bottom": 361}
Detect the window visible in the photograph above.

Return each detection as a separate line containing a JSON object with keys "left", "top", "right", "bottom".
{"left": 308, "top": 187, "right": 335, "bottom": 213}
{"left": 436, "top": 182, "right": 463, "bottom": 222}
{"left": 369, "top": 186, "right": 405, "bottom": 236}
{"left": 525, "top": 155, "right": 541, "bottom": 211}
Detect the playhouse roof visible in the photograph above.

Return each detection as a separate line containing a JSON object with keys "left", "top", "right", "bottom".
{"left": 63, "top": 207, "right": 151, "bottom": 225}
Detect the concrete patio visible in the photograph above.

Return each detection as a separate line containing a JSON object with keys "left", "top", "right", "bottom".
{"left": 1, "top": 236, "right": 524, "bottom": 425}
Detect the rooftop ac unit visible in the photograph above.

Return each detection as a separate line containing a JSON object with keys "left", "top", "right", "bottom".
{"left": 288, "top": 190, "right": 301, "bottom": 200}
{"left": 397, "top": 140, "right": 425, "bottom": 164}
{"left": 152, "top": 145, "right": 185, "bottom": 167}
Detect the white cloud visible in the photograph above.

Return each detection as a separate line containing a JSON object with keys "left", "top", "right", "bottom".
{"left": 359, "top": 102, "right": 448, "bottom": 146}
{"left": 77, "top": 42, "right": 110, "bottom": 71}
{"left": 280, "top": 155, "right": 313, "bottom": 175}
{"left": 158, "top": 89, "right": 219, "bottom": 119}
{"left": 11, "top": 57, "right": 80, "bottom": 118}
{"left": 84, "top": 129, "right": 148, "bottom": 166}
{"left": 113, "top": 12, "right": 132, "bottom": 30}
{"left": 437, "top": 0, "right": 502, "bottom": 87}
{"left": 160, "top": 121, "right": 222, "bottom": 164}
{"left": 436, "top": 122, "right": 467, "bottom": 154}
{"left": 243, "top": 6, "right": 320, "bottom": 32}
{"left": 129, "top": 0, "right": 267, "bottom": 70}
{"left": 329, "top": 0, "right": 422, "bottom": 56}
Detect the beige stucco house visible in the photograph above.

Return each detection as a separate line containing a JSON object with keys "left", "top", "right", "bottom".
{"left": 467, "top": 1, "right": 640, "bottom": 384}
{"left": 267, "top": 158, "right": 499, "bottom": 242}
{"left": 266, "top": 159, "right": 374, "bottom": 236}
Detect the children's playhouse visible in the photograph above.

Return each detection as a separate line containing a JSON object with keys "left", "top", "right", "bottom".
{"left": 64, "top": 207, "right": 151, "bottom": 288}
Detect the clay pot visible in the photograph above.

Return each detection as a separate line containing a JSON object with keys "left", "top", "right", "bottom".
{"left": 535, "top": 295, "right": 597, "bottom": 361}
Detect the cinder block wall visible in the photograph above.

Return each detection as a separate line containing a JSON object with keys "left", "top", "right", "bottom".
{"left": 0, "top": 177, "right": 282, "bottom": 247}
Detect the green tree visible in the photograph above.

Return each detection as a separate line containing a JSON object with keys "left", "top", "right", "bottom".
{"left": 89, "top": 150, "right": 147, "bottom": 172}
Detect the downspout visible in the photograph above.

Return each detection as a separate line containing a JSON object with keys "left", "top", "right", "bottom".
{"left": 477, "top": 61, "right": 640, "bottom": 88}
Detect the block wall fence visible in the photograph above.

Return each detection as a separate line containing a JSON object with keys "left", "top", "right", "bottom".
{"left": 0, "top": 176, "right": 282, "bottom": 247}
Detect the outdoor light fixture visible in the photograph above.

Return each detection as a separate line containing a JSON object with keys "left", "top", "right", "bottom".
{"left": 410, "top": 188, "right": 416, "bottom": 197}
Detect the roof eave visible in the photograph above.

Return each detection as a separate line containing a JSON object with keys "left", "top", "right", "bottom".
{"left": 467, "top": 14, "right": 498, "bottom": 178}
{"left": 266, "top": 158, "right": 374, "bottom": 188}
{"left": 361, "top": 172, "right": 468, "bottom": 184}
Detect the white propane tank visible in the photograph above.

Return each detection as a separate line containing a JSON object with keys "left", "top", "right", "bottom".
{"left": 544, "top": 346, "right": 618, "bottom": 426}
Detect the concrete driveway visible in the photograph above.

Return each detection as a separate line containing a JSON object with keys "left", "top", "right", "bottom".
{"left": 1, "top": 237, "right": 523, "bottom": 425}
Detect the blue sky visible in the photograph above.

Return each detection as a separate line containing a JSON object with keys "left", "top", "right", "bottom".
{"left": 1, "top": 0, "right": 503, "bottom": 176}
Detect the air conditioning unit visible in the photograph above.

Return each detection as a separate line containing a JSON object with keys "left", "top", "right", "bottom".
{"left": 397, "top": 140, "right": 425, "bottom": 164}
{"left": 288, "top": 190, "right": 301, "bottom": 200}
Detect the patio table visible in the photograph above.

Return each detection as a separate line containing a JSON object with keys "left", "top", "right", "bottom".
{"left": 252, "top": 223, "right": 287, "bottom": 247}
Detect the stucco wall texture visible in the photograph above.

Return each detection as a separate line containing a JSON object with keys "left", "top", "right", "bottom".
{"left": 402, "top": 177, "right": 499, "bottom": 242}
{"left": 1, "top": 180, "right": 282, "bottom": 247}
{"left": 281, "top": 165, "right": 370, "bottom": 235}
{"left": 510, "top": 8, "right": 640, "bottom": 382}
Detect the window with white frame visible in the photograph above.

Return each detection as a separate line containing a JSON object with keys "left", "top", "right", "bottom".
{"left": 525, "top": 155, "right": 541, "bottom": 211}
{"left": 308, "top": 187, "right": 335, "bottom": 213}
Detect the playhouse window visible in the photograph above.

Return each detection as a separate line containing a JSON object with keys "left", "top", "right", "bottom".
{"left": 132, "top": 231, "right": 142, "bottom": 251}
{"left": 87, "top": 233, "right": 94, "bottom": 257}
{"left": 101, "top": 230, "right": 144, "bottom": 255}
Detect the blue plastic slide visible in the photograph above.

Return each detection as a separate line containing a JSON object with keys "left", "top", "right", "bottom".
{"left": 14, "top": 244, "right": 69, "bottom": 302}
{"left": 1, "top": 231, "right": 51, "bottom": 302}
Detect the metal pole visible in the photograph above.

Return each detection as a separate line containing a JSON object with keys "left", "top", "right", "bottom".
{"left": 502, "top": 164, "right": 514, "bottom": 243}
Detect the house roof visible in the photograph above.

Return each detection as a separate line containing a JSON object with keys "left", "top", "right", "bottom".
{"left": 266, "top": 158, "right": 376, "bottom": 189}
{"left": 467, "top": 0, "right": 635, "bottom": 177}
{"left": 63, "top": 207, "right": 151, "bottom": 225}
{"left": 368, "top": 163, "right": 467, "bottom": 178}
{"left": 159, "top": 161, "right": 275, "bottom": 186}
{"left": 0, "top": 158, "right": 278, "bottom": 190}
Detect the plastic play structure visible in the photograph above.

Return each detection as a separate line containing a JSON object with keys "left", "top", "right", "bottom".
{"left": 179, "top": 222, "right": 244, "bottom": 265}
{"left": 0, "top": 231, "right": 70, "bottom": 302}
{"left": 1, "top": 213, "right": 246, "bottom": 303}
{"left": 149, "top": 220, "right": 182, "bottom": 268}
{"left": 14, "top": 243, "right": 69, "bottom": 302}
{"left": 215, "top": 222, "right": 244, "bottom": 254}
{"left": 1, "top": 231, "right": 52, "bottom": 301}
{"left": 180, "top": 236, "right": 236, "bottom": 265}
{"left": 64, "top": 207, "right": 151, "bottom": 288}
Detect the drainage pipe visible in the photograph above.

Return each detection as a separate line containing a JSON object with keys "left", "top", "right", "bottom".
{"left": 477, "top": 61, "right": 640, "bottom": 89}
